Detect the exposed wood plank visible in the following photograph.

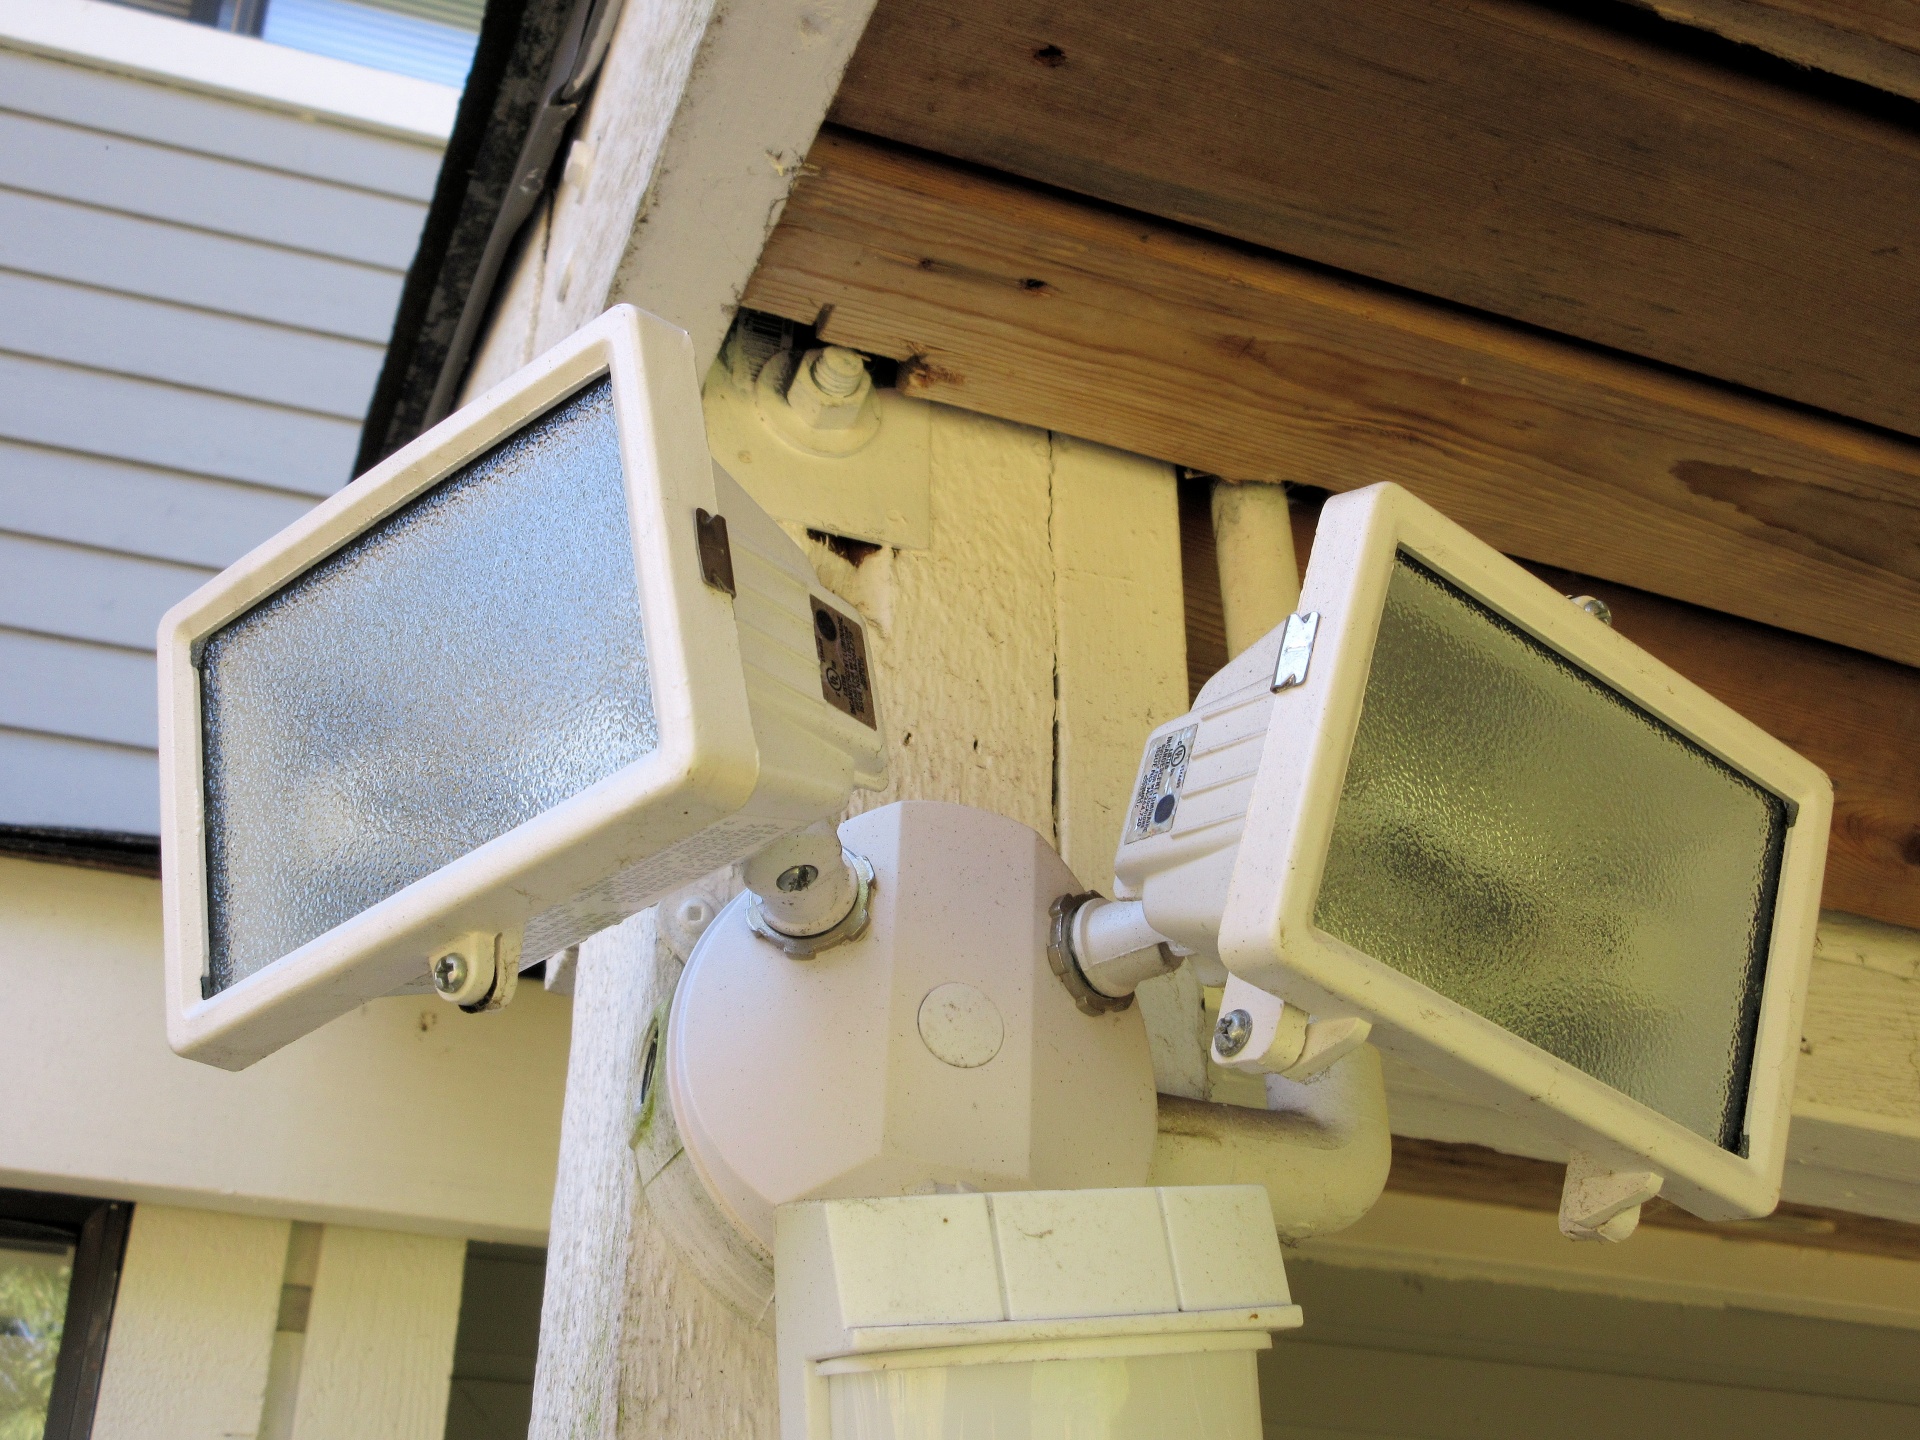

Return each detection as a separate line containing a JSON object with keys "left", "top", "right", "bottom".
{"left": 0, "top": 441, "right": 315, "bottom": 570}
{"left": 831, "top": 0, "right": 1920, "bottom": 437}
{"left": 1628, "top": 0, "right": 1920, "bottom": 101}
{"left": 0, "top": 630, "right": 155, "bottom": 748}
{"left": 0, "top": 727, "right": 157, "bottom": 833}
{"left": 0, "top": 188, "right": 406, "bottom": 344}
{"left": 0, "top": 46, "right": 443, "bottom": 198}
{"left": 1388, "top": 1137, "right": 1920, "bottom": 1262}
{"left": 744, "top": 130, "right": 1920, "bottom": 668}
{"left": 1298, "top": 1186, "right": 1920, "bottom": 1331}
{"left": 0, "top": 110, "right": 428, "bottom": 268}
{"left": 0, "top": 532, "right": 208, "bottom": 651}
{"left": 0, "top": 351, "right": 359, "bottom": 496}
{"left": 0, "top": 269, "right": 384, "bottom": 419}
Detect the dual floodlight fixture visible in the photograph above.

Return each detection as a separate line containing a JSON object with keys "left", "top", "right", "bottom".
{"left": 158, "top": 306, "right": 1828, "bottom": 1242}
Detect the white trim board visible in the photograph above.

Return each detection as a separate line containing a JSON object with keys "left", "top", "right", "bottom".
{"left": 0, "top": 0, "right": 457, "bottom": 142}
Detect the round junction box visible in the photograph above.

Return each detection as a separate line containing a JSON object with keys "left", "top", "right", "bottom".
{"left": 666, "top": 800, "right": 1159, "bottom": 1251}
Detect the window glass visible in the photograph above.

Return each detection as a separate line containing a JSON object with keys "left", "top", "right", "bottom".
{"left": 0, "top": 1237, "right": 75, "bottom": 1440}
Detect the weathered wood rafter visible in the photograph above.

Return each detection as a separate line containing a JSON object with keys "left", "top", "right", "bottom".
{"left": 744, "top": 129, "right": 1920, "bottom": 672}
{"left": 830, "top": 0, "right": 1920, "bottom": 437}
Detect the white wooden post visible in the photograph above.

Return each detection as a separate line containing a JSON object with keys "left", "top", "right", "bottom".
{"left": 90, "top": 1206, "right": 289, "bottom": 1439}
{"left": 463, "top": 0, "right": 882, "bottom": 404}
{"left": 287, "top": 1227, "right": 466, "bottom": 1440}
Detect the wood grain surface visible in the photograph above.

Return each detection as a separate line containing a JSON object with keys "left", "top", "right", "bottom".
{"left": 744, "top": 130, "right": 1920, "bottom": 667}
{"left": 1628, "top": 0, "right": 1920, "bottom": 100}
{"left": 1390, "top": 1136, "right": 1920, "bottom": 1260}
{"left": 830, "top": 0, "right": 1920, "bottom": 436}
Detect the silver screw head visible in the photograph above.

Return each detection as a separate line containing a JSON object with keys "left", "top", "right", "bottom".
{"left": 1568, "top": 594, "right": 1613, "bottom": 626}
{"left": 776, "top": 863, "right": 819, "bottom": 893}
{"left": 1215, "top": 1007, "right": 1254, "bottom": 1059}
{"left": 431, "top": 952, "right": 469, "bottom": 996}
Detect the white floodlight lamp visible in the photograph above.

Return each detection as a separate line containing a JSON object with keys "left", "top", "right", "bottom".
{"left": 159, "top": 306, "right": 887, "bottom": 1069}
{"left": 1112, "top": 483, "right": 1830, "bottom": 1228}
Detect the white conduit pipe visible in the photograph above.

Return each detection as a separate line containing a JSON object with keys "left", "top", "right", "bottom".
{"left": 1212, "top": 481, "right": 1301, "bottom": 658}
{"left": 1071, "top": 897, "right": 1180, "bottom": 997}
{"left": 1150, "top": 1045, "right": 1392, "bottom": 1242}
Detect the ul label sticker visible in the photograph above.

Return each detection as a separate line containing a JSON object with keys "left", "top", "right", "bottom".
{"left": 812, "top": 597, "right": 877, "bottom": 728}
{"left": 1125, "top": 724, "right": 1198, "bottom": 843}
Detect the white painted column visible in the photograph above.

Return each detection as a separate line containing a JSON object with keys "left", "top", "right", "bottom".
{"left": 1049, "top": 434, "right": 1187, "bottom": 893}
{"left": 90, "top": 1206, "right": 288, "bottom": 1440}
{"left": 287, "top": 1227, "right": 466, "bottom": 1440}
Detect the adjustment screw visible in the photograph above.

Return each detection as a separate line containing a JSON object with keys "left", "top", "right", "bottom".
{"left": 1568, "top": 594, "right": 1613, "bottom": 626}
{"left": 776, "top": 863, "right": 819, "bottom": 893}
{"left": 432, "top": 952, "right": 469, "bottom": 996}
{"left": 1215, "top": 1007, "right": 1253, "bottom": 1059}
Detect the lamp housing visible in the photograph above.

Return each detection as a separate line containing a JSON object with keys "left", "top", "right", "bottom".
{"left": 159, "top": 306, "right": 885, "bottom": 1069}
{"left": 1114, "top": 482, "right": 1830, "bottom": 1221}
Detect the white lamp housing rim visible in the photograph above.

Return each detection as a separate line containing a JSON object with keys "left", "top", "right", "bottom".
{"left": 158, "top": 306, "right": 886, "bottom": 1069}
{"left": 1151, "top": 483, "right": 1830, "bottom": 1221}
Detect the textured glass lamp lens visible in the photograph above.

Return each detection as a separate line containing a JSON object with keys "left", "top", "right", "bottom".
{"left": 199, "top": 380, "right": 657, "bottom": 992}
{"left": 1315, "top": 555, "right": 1786, "bottom": 1150}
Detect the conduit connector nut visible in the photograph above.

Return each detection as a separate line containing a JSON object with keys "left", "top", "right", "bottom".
{"left": 744, "top": 825, "right": 874, "bottom": 958}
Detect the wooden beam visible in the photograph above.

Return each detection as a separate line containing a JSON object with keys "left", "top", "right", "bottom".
{"left": 743, "top": 129, "right": 1920, "bottom": 671}
{"left": 830, "top": 0, "right": 1920, "bottom": 437}
{"left": 1626, "top": 0, "right": 1920, "bottom": 103}
{"left": 1388, "top": 1137, "right": 1920, "bottom": 1262}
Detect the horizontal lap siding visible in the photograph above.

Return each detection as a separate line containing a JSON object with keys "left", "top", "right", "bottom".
{"left": 0, "top": 45, "right": 445, "bottom": 833}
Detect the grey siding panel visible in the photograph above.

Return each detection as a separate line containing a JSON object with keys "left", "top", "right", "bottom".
{"left": 0, "top": 269, "right": 385, "bottom": 418}
{"left": 0, "top": 45, "right": 448, "bottom": 833}
{"left": 0, "top": 111, "right": 429, "bottom": 267}
{"left": 0, "top": 630, "right": 157, "bottom": 748}
{"left": 0, "top": 442, "right": 313, "bottom": 569}
{"left": 0, "top": 189, "right": 405, "bottom": 342}
{"left": 0, "top": 533, "right": 211, "bottom": 650}
{"left": 0, "top": 351, "right": 359, "bottom": 495}
{"left": 0, "top": 49, "right": 443, "bottom": 198}
{"left": 0, "top": 727, "right": 157, "bottom": 833}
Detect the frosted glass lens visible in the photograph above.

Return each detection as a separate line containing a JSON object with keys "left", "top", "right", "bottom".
{"left": 828, "top": 1350, "right": 1262, "bottom": 1440}
{"left": 200, "top": 380, "right": 657, "bottom": 992}
{"left": 1315, "top": 555, "right": 1786, "bottom": 1149}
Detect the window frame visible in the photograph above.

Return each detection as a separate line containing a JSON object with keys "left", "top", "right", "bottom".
{"left": 0, "top": 1187, "right": 132, "bottom": 1440}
